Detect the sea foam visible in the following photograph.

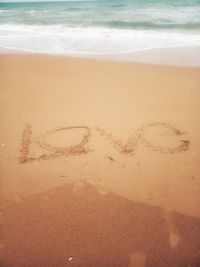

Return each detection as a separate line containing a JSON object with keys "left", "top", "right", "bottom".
{"left": 0, "top": 0, "right": 200, "bottom": 65}
{"left": 0, "top": 24, "right": 200, "bottom": 55}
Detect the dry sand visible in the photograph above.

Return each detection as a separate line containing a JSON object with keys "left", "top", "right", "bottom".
{"left": 0, "top": 54, "right": 200, "bottom": 266}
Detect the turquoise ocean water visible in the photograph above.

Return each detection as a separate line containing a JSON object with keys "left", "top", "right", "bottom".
{"left": 0, "top": 0, "right": 200, "bottom": 55}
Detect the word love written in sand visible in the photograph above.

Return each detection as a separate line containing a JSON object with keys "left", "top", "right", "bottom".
{"left": 19, "top": 122, "right": 190, "bottom": 163}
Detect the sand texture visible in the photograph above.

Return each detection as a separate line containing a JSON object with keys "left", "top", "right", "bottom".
{"left": 0, "top": 54, "right": 200, "bottom": 266}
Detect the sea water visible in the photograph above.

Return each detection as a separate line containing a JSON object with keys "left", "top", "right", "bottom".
{"left": 0, "top": 0, "right": 200, "bottom": 58}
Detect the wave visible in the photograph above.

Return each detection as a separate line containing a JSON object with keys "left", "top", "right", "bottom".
{"left": 0, "top": 24, "right": 199, "bottom": 56}
{"left": 0, "top": 9, "right": 10, "bottom": 13}
{"left": 93, "top": 20, "right": 200, "bottom": 31}
{"left": 107, "top": 4, "right": 126, "bottom": 8}
{"left": 0, "top": 0, "right": 199, "bottom": 32}
{"left": 0, "top": 19, "right": 200, "bottom": 32}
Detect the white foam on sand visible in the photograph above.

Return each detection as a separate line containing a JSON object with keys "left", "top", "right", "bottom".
{"left": 101, "top": 46, "right": 200, "bottom": 67}
{"left": 0, "top": 24, "right": 200, "bottom": 67}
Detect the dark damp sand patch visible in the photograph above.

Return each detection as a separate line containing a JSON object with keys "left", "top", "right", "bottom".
{"left": 1, "top": 182, "right": 200, "bottom": 267}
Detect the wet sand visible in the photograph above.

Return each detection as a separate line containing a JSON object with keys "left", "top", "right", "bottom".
{"left": 0, "top": 54, "right": 200, "bottom": 266}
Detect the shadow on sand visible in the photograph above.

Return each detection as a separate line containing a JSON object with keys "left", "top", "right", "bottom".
{"left": 1, "top": 182, "right": 200, "bottom": 267}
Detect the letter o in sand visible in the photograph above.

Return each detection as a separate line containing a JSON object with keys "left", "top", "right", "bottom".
{"left": 36, "top": 126, "right": 91, "bottom": 155}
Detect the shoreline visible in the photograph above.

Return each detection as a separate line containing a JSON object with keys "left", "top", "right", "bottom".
{"left": 0, "top": 45, "right": 200, "bottom": 67}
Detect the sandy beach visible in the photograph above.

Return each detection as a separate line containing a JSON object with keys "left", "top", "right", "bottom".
{"left": 0, "top": 54, "right": 200, "bottom": 266}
